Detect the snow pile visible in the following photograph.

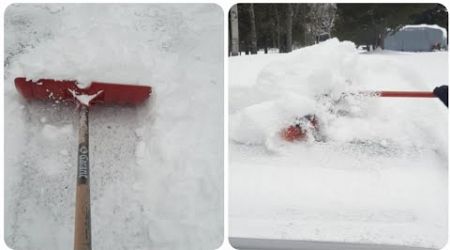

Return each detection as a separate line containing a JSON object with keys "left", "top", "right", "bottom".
{"left": 5, "top": 4, "right": 223, "bottom": 250}
{"left": 230, "top": 39, "right": 365, "bottom": 146}
{"left": 6, "top": 4, "right": 183, "bottom": 86}
{"left": 229, "top": 40, "right": 448, "bottom": 248}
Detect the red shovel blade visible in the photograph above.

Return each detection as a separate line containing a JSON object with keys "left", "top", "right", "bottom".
{"left": 281, "top": 125, "right": 307, "bottom": 142}
{"left": 15, "top": 77, "right": 151, "bottom": 105}
{"left": 280, "top": 114, "right": 319, "bottom": 142}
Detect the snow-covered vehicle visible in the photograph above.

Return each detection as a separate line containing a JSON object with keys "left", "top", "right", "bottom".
{"left": 384, "top": 24, "right": 447, "bottom": 52}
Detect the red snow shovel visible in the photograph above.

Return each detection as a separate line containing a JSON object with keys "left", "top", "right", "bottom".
{"left": 281, "top": 90, "right": 439, "bottom": 142}
{"left": 15, "top": 77, "right": 151, "bottom": 250}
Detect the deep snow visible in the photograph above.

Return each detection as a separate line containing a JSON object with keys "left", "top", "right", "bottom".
{"left": 229, "top": 39, "right": 448, "bottom": 248}
{"left": 5, "top": 4, "right": 223, "bottom": 250}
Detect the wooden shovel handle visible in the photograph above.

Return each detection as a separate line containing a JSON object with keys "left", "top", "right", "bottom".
{"left": 74, "top": 184, "right": 91, "bottom": 250}
{"left": 74, "top": 105, "right": 91, "bottom": 250}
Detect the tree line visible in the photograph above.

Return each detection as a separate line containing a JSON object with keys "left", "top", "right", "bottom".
{"left": 229, "top": 3, "right": 448, "bottom": 55}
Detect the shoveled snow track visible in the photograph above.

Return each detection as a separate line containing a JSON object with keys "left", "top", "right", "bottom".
{"left": 6, "top": 103, "right": 147, "bottom": 249}
{"left": 5, "top": 4, "right": 223, "bottom": 250}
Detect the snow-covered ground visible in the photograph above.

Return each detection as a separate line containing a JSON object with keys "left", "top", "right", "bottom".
{"left": 5, "top": 4, "right": 223, "bottom": 250}
{"left": 229, "top": 39, "right": 448, "bottom": 248}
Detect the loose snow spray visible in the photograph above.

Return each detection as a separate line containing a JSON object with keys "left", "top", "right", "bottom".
{"left": 230, "top": 94, "right": 316, "bottom": 145}
{"left": 230, "top": 39, "right": 364, "bottom": 146}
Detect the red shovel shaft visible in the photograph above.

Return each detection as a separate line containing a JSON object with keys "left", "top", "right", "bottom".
{"left": 362, "top": 91, "right": 436, "bottom": 98}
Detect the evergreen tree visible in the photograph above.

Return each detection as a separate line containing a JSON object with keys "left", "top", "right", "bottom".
{"left": 333, "top": 4, "right": 436, "bottom": 50}
{"left": 412, "top": 4, "right": 448, "bottom": 30}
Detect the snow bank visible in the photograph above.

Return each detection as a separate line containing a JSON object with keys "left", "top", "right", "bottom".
{"left": 5, "top": 4, "right": 223, "bottom": 250}
{"left": 229, "top": 40, "right": 448, "bottom": 248}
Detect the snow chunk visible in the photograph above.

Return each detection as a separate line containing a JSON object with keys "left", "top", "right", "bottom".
{"left": 68, "top": 89, "right": 103, "bottom": 106}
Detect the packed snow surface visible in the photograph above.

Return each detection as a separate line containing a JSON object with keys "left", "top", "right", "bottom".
{"left": 229, "top": 39, "right": 448, "bottom": 248}
{"left": 5, "top": 4, "right": 223, "bottom": 250}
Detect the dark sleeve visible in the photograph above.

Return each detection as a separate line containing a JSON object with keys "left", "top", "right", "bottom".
{"left": 433, "top": 85, "right": 448, "bottom": 107}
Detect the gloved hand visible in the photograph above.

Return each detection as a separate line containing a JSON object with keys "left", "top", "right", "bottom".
{"left": 433, "top": 85, "right": 448, "bottom": 107}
